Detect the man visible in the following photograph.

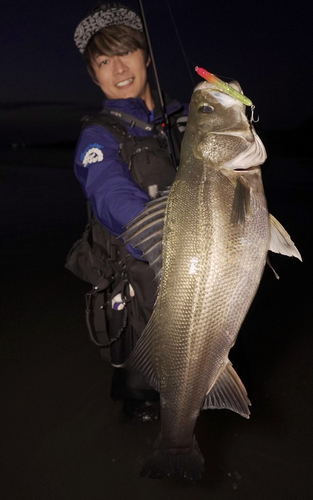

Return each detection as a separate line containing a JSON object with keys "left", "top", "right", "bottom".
{"left": 73, "top": 3, "right": 188, "bottom": 419}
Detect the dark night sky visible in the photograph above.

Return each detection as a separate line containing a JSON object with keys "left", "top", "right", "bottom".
{"left": 1, "top": 0, "right": 313, "bottom": 145}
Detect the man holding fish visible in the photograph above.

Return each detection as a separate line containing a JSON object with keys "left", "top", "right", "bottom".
{"left": 73, "top": 1, "right": 301, "bottom": 481}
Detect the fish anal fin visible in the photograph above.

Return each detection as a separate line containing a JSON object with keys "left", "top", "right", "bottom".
{"left": 125, "top": 311, "right": 160, "bottom": 392}
{"left": 269, "top": 214, "right": 302, "bottom": 261}
{"left": 203, "top": 362, "right": 251, "bottom": 418}
{"left": 231, "top": 176, "right": 251, "bottom": 225}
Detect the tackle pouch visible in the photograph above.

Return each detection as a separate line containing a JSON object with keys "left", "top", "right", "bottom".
{"left": 120, "top": 134, "right": 176, "bottom": 198}
{"left": 65, "top": 217, "right": 132, "bottom": 365}
{"left": 65, "top": 219, "right": 113, "bottom": 289}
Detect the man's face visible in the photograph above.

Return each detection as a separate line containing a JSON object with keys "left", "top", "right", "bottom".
{"left": 91, "top": 48, "right": 150, "bottom": 101}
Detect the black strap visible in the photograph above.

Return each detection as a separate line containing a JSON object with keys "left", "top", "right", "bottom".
{"left": 85, "top": 290, "right": 128, "bottom": 348}
{"left": 102, "top": 106, "right": 156, "bottom": 132}
{"left": 81, "top": 113, "right": 128, "bottom": 143}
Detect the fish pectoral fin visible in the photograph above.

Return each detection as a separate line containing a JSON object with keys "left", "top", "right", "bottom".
{"left": 231, "top": 176, "right": 251, "bottom": 225}
{"left": 269, "top": 214, "right": 302, "bottom": 261}
{"left": 125, "top": 311, "right": 160, "bottom": 392}
{"left": 202, "top": 362, "right": 251, "bottom": 418}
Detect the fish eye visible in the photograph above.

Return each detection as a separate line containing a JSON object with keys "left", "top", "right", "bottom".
{"left": 198, "top": 104, "right": 214, "bottom": 114}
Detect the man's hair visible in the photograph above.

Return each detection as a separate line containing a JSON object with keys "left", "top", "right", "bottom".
{"left": 84, "top": 25, "right": 149, "bottom": 82}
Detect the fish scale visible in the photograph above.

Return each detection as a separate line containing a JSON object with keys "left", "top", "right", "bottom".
{"left": 124, "top": 80, "right": 301, "bottom": 480}
{"left": 165, "top": 172, "right": 257, "bottom": 444}
{"left": 161, "top": 172, "right": 238, "bottom": 441}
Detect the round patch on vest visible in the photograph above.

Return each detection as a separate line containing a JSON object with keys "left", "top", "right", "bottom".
{"left": 81, "top": 143, "right": 104, "bottom": 168}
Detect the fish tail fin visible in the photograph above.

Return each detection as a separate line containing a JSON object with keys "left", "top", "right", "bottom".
{"left": 140, "top": 436, "right": 204, "bottom": 481}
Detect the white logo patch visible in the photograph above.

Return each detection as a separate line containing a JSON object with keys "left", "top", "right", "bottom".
{"left": 83, "top": 147, "right": 104, "bottom": 167}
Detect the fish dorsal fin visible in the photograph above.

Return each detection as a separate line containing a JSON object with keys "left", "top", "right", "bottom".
{"left": 122, "top": 193, "right": 168, "bottom": 286}
{"left": 203, "top": 362, "right": 251, "bottom": 418}
{"left": 125, "top": 311, "right": 160, "bottom": 392}
{"left": 231, "top": 176, "right": 251, "bottom": 224}
{"left": 269, "top": 214, "right": 302, "bottom": 261}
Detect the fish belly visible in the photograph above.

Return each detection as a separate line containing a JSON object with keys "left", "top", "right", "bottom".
{"left": 155, "top": 165, "right": 269, "bottom": 449}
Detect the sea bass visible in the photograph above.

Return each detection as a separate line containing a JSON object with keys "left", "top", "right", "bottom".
{"left": 123, "top": 80, "right": 301, "bottom": 480}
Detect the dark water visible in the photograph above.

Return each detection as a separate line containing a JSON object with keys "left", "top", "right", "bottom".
{"left": 1, "top": 156, "right": 312, "bottom": 499}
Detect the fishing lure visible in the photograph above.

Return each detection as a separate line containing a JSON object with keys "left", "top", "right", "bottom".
{"left": 195, "top": 66, "right": 253, "bottom": 107}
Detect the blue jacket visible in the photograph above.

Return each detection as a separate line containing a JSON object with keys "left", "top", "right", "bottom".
{"left": 74, "top": 95, "right": 188, "bottom": 257}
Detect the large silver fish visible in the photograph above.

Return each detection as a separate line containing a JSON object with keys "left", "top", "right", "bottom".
{"left": 123, "top": 80, "right": 301, "bottom": 480}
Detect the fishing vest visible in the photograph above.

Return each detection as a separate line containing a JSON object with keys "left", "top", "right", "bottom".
{"left": 81, "top": 106, "right": 183, "bottom": 194}
{"left": 66, "top": 108, "right": 186, "bottom": 366}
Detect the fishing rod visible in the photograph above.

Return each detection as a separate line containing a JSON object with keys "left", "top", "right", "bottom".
{"left": 137, "top": 0, "right": 178, "bottom": 167}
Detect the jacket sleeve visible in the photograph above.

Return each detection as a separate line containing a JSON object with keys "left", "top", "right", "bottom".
{"left": 74, "top": 124, "right": 150, "bottom": 259}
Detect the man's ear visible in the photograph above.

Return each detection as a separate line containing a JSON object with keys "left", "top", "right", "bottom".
{"left": 146, "top": 55, "right": 151, "bottom": 68}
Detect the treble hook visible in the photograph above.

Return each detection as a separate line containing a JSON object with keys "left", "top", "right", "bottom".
{"left": 250, "top": 105, "right": 259, "bottom": 123}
